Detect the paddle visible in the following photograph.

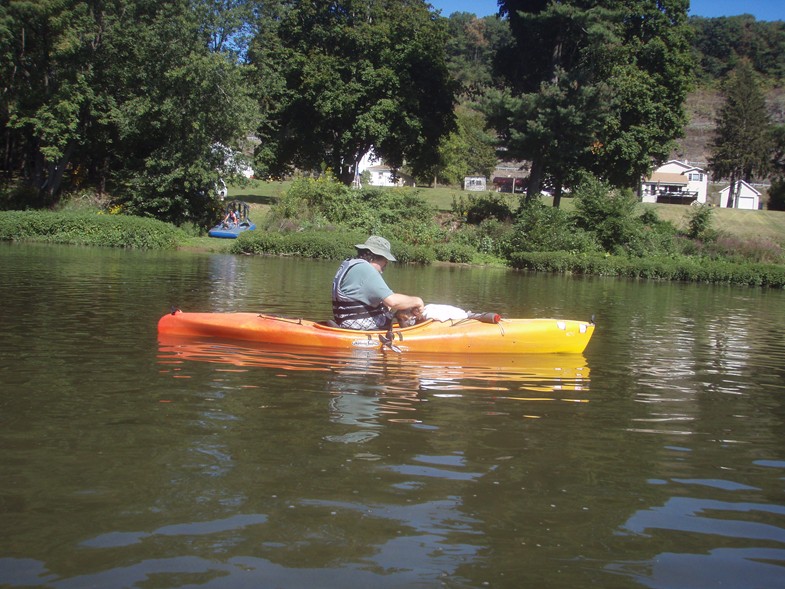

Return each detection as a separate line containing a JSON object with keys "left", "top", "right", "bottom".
{"left": 379, "top": 324, "right": 403, "bottom": 353}
{"left": 468, "top": 312, "right": 501, "bottom": 324}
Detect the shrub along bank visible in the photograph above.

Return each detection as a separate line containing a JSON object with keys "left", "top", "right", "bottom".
{"left": 0, "top": 210, "right": 182, "bottom": 249}
{"left": 231, "top": 173, "right": 785, "bottom": 288}
{"left": 508, "top": 252, "right": 785, "bottom": 288}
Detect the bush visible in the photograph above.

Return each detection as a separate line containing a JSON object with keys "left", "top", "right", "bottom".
{"left": 685, "top": 204, "right": 714, "bottom": 240}
{"left": 232, "top": 229, "right": 435, "bottom": 264}
{"left": 264, "top": 175, "right": 441, "bottom": 246}
{"left": 449, "top": 218, "right": 512, "bottom": 258}
{"left": 434, "top": 242, "right": 474, "bottom": 263}
{"left": 507, "top": 251, "right": 785, "bottom": 287}
{"left": 464, "top": 192, "right": 514, "bottom": 224}
{"left": 768, "top": 178, "right": 785, "bottom": 211}
{"left": 572, "top": 175, "right": 646, "bottom": 255}
{"left": 0, "top": 210, "right": 183, "bottom": 249}
{"left": 503, "top": 200, "right": 599, "bottom": 257}
{"left": 265, "top": 174, "right": 362, "bottom": 230}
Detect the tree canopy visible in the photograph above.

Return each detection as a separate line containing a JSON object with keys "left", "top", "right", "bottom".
{"left": 691, "top": 15, "right": 785, "bottom": 83}
{"left": 486, "top": 0, "right": 694, "bottom": 205}
{"left": 1, "top": 0, "right": 258, "bottom": 223}
{"left": 248, "top": 0, "right": 457, "bottom": 185}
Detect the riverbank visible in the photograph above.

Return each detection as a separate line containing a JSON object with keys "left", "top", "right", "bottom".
{"left": 2, "top": 183, "right": 784, "bottom": 287}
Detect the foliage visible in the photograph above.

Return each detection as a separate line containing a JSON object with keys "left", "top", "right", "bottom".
{"left": 708, "top": 61, "right": 774, "bottom": 205}
{"left": 231, "top": 228, "right": 435, "bottom": 264}
{"left": 485, "top": 71, "right": 608, "bottom": 205}
{"left": 0, "top": 0, "right": 258, "bottom": 225}
{"left": 686, "top": 204, "right": 714, "bottom": 240}
{"left": 0, "top": 211, "right": 182, "bottom": 249}
{"left": 768, "top": 178, "right": 785, "bottom": 211}
{"left": 433, "top": 241, "right": 475, "bottom": 264}
{"left": 489, "top": 0, "right": 693, "bottom": 203}
{"left": 691, "top": 15, "right": 785, "bottom": 82}
{"left": 449, "top": 217, "right": 511, "bottom": 259}
{"left": 248, "top": 0, "right": 457, "bottom": 185}
{"left": 503, "top": 199, "right": 598, "bottom": 256}
{"left": 688, "top": 234, "right": 784, "bottom": 264}
{"left": 769, "top": 125, "right": 785, "bottom": 210}
{"left": 571, "top": 175, "right": 646, "bottom": 255}
{"left": 429, "top": 106, "right": 498, "bottom": 186}
{"left": 507, "top": 251, "right": 785, "bottom": 288}
{"left": 463, "top": 192, "right": 514, "bottom": 224}
{"left": 265, "top": 175, "right": 439, "bottom": 243}
{"left": 443, "top": 13, "right": 512, "bottom": 100}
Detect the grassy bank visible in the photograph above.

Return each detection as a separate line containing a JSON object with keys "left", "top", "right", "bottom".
{"left": 228, "top": 180, "right": 785, "bottom": 244}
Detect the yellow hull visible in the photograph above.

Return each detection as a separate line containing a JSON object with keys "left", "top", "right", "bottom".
{"left": 158, "top": 310, "right": 594, "bottom": 354}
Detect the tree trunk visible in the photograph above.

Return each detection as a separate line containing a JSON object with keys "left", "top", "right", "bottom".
{"left": 44, "top": 142, "right": 75, "bottom": 199}
{"left": 726, "top": 172, "right": 736, "bottom": 208}
{"left": 552, "top": 178, "right": 563, "bottom": 208}
{"left": 526, "top": 159, "right": 543, "bottom": 203}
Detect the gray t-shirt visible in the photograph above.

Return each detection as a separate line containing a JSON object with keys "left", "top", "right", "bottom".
{"left": 337, "top": 259, "right": 393, "bottom": 306}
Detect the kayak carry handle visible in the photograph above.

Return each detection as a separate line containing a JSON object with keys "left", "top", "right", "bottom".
{"left": 469, "top": 312, "right": 501, "bottom": 324}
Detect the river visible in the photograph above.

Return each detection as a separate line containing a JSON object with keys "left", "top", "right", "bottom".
{"left": 1, "top": 243, "right": 784, "bottom": 588}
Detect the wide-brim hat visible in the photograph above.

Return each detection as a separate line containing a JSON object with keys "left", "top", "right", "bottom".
{"left": 355, "top": 235, "right": 396, "bottom": 261}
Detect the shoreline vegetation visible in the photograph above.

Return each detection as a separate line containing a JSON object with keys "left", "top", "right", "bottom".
{"left": 1, "top": 178, "right": 784, "bottom": 288}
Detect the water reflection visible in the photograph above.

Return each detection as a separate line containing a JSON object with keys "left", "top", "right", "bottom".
{"left": 158, "top": 336, "right": 591, "bottom": 427}
{"left": 610, "top": 491, "right": 785, "bottom": 588}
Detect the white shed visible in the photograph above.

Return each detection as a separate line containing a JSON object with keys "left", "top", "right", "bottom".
{"left": 463, "top": 176, "right": 487, "bottom": 191}
{"left": 718, "top": 180, "right": 761, "bottom": 210}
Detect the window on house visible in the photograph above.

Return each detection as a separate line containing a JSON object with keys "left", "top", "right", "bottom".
{"left": 689, "top": 173, "right": 703, "bottom": 181}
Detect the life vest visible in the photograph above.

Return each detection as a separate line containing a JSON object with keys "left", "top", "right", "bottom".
{"left": 332, "top": 258, "right": 391, "bottom": 330}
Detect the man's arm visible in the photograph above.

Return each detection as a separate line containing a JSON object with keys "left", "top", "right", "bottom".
{"left": 384, "top": 293, "right": 424, "bottom": 315}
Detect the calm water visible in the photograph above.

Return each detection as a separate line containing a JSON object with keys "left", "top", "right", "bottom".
{"left": 1, "top": 243, "right": 784, "bottom": 589}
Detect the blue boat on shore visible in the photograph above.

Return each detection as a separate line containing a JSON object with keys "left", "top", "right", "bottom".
{"left": 208, "top": 200, "right": 256, "bottom": 239}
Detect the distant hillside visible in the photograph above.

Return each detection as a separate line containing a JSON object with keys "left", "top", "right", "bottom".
{"left": 671, "top": 87, "right": 785, "bottom": 171}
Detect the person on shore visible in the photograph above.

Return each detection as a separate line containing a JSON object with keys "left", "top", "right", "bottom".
{"left": 332, "top": 236, "right": 424, "bottom": 330}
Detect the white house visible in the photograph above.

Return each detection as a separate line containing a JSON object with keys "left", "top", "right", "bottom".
{"left": 718, "top": 180, "right": 761, "bottom": 210}
{"left": 641, "top": 160, "right": 708, "bottom": 205}
{"left": 356, "top": 150, "right": 415, "bottom": 188}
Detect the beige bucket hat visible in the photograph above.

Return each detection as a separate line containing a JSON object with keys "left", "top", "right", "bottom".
{"left": 355, "top": 235, "right": 396, "bottom": 261}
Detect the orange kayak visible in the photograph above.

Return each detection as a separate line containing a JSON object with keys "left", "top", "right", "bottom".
{"left": 157, "top": 310, "right": 594, "bottom": 354}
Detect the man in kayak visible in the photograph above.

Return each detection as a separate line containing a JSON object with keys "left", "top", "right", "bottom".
{"left": 332, "top": 235, "right": 424, "bottom": 330}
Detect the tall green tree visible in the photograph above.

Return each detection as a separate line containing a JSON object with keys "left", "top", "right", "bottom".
{"left": 429, "top": 106, "right": 497, "bottom": 186}
{"left": 443, "top": 12, "right": 511, "bottom": 101}
{"left": 248, "top": 0, "right": 457, "bottom": 185}
{"left": 1, "top": 0, "right": 101, "bottom": 202}
{"left": 1, "top": 0, "right": 257, "bottom": 224}
{"left": 708, "top": 60, "right": 773, "bottom": 208}
{"left": 769, "top": 124, "right": 785, "bottom": 210}
{"left": 487, "top": 0, "right": 693, "bottom": 206}
{"left": 101, "top": 1, "right": 258, "bottom": 224}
